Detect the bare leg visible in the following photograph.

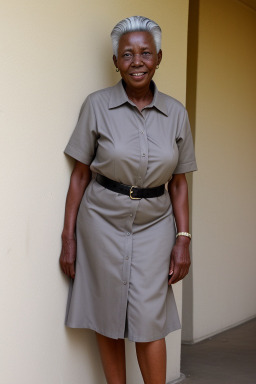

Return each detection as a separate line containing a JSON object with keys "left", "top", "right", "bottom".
{"left": 135, "top": 338, "right": 166, "bottom": 384}
{"left": 95, "top": 332, "right": 126, "bottom": 384}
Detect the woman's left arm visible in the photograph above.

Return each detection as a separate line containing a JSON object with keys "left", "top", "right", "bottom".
{"left": 168, "top": 173, "right": 191, "bottom": 285}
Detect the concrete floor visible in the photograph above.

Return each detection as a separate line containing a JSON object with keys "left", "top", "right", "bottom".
{"left": 179, "top": 318, "right": 256, "bottom": 383}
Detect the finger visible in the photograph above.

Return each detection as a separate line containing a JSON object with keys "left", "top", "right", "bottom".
{"left": 65, "top": 262, "right": 71, "bottom": 278}
{"left": 177, "top": 266, "right": 185, "bottom": 281}
{"left": 170, "top": 274, "right": 181, "bottom": 284}
{"left": 181, "top": 266, "right": 190, "bottom": 280}
{"left": 62, "top": 260, "right": 70, "bottom": 278}
{"left": 178, "top": 265, "right": 188, "bottom": 282}
{"left": 168, "top": 262, "right": 174, "bottom": 285}
{"left": 169, "top": 259, "right": 174, "bottom": 275}
{"left": 168, "top": 271, "right": 173, "bottom": 285}
{"left": 63, "top": 263, "right": 69, "bottom": 277}
{"left": 169, "top": 267, "right": 180, "bottom": 285}
{"left": 172, "top": 265, "right": 189, "bottom": 284}
{"left": 180, "top": 263, "right": 190, "bottom": 279}
{"left": 171, "top": 262, "right": 187, "bottom": 284}
{"left": 59, "top": 256, "right": 67, "bottom": 275}
{"left": 70, "top": 263, "right": 75, "bottom": 279}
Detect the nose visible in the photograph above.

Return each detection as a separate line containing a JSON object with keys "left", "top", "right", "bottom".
{"left": 132, "top": 53, "right": 143, "bottom": 65}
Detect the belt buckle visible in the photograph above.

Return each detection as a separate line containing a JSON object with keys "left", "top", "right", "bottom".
{"left": 130, "top": 186, "right": 141, "bottom": 200}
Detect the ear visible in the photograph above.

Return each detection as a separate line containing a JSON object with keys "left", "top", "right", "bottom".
{"left": 113, "top": 55, "right": 118, "bottom": 69}
{"left": 157, "top": 50, "right": 162, "bottom": 66}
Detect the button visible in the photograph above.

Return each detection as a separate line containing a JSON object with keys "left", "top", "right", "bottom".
{"left": 142, "top": 153, "right": 146, "bottom": 157}
{"left": 125, "top": 256, "right": 129, "bottom": 260}
{"left": 138, "top": 176, "right": 141, "bottom": 180}
{"left": 140, "top": 130, "right": 144, "bottom": 134}
{"left": 127, "top": 232, "right": 131, "bottom": 236}
{"left": 130, "top": 213, "right": 133, "bottom": 217}
{"left": 123, "top": 281, "right": 127, "bottom": 285}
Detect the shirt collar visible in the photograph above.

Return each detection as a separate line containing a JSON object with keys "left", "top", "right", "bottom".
{"left": 108, "top": 80, "right": 169, "bottom": 116}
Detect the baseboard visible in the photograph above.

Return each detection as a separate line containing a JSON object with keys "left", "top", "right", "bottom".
{"left": 182, "top": 315, "right": 256, "bottom": 345}
{"left": 167, "top": 373, "right": 186, "bottom": 384}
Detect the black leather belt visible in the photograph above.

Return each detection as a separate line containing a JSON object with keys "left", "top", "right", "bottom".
{"left": 96, "top": 174, "right": 165, "bottom": 200}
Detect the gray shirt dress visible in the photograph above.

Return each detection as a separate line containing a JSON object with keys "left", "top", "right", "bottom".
{"left": 64, "top": 80, "right": 197, "bottom": 342}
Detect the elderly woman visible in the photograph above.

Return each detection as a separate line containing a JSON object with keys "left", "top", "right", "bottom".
{"left": 60, "top": 16, "right": 197, "bottom": 384}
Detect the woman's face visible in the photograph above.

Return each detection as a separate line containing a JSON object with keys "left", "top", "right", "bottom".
{"left": 113, "top": 31, "right": 162, "bottom": 92}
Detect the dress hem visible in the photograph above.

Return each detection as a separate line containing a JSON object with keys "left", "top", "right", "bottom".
{"left": 65, "top": 322, "right": 181, "bottom": 342}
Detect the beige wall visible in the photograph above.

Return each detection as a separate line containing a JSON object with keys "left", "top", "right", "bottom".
{"left": 0, "top": 1, "right": 189, "bottom": 382}
{"left": 183, "top": 0, "right": 256, "bottom": 343}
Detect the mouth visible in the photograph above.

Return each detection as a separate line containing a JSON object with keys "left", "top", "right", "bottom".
{"left": 130, "top": 72, "right": 146, "bottom": 77}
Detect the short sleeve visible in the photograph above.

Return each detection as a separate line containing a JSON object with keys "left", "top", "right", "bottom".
{"left": 173, "top": 109, "right": 197, "bottom": 174}
{"left": 64, "top": 95, "right": 98, "bottom": 165}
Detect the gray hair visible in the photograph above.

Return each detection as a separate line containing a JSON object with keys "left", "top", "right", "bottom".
{"left": 111, "top": 16, "right": 162, "bottom": 57}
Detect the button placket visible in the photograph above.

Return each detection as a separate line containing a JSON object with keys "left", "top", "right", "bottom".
{"left": 118, "top": 106, "right": 154, "bottom": 337}
{"left": 118, "top": 108, "right": 150, "bottom": 336}
{"left": 122, "top": 230, "right": 132, "bottom": 285}
{"left": 137, "top": 117, "right": 149, "bottom": 186}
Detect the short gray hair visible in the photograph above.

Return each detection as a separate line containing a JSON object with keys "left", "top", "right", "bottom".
{"left": 111, "top": 16, "right": 162, "bottom": 57}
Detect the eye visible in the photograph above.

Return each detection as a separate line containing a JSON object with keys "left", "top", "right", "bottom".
{"left": 141, "top": 52, "right": 152, "bottom": 59}
{"left": 122, "top": 53, "right": 132, "bottom": 58}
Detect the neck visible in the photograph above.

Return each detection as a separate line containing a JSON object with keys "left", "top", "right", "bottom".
{"left": 124, "top": 82, "right": 154, "bottom": 105}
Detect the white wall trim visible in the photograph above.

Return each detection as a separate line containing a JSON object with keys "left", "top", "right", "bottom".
{"left": 167, "top": 373, "right": 186, "bottom": 384}
{"left": 182, "top": 315, "right": 256, "bottom": 345}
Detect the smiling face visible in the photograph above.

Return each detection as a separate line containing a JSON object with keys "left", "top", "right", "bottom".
{"left": 113, "top": 31, "right": 162, "bottom": 94}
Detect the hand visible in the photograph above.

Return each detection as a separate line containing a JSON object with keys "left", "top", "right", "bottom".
{"left": 168, "top": 236, "right": 191, "bottom": 285}
{"left": 59, "top": 236, "right": 77, "bottom": 279}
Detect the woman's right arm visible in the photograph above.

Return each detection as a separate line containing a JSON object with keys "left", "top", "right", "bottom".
{"left": 60, "top": 161, "right": 92, "bottom": 278}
